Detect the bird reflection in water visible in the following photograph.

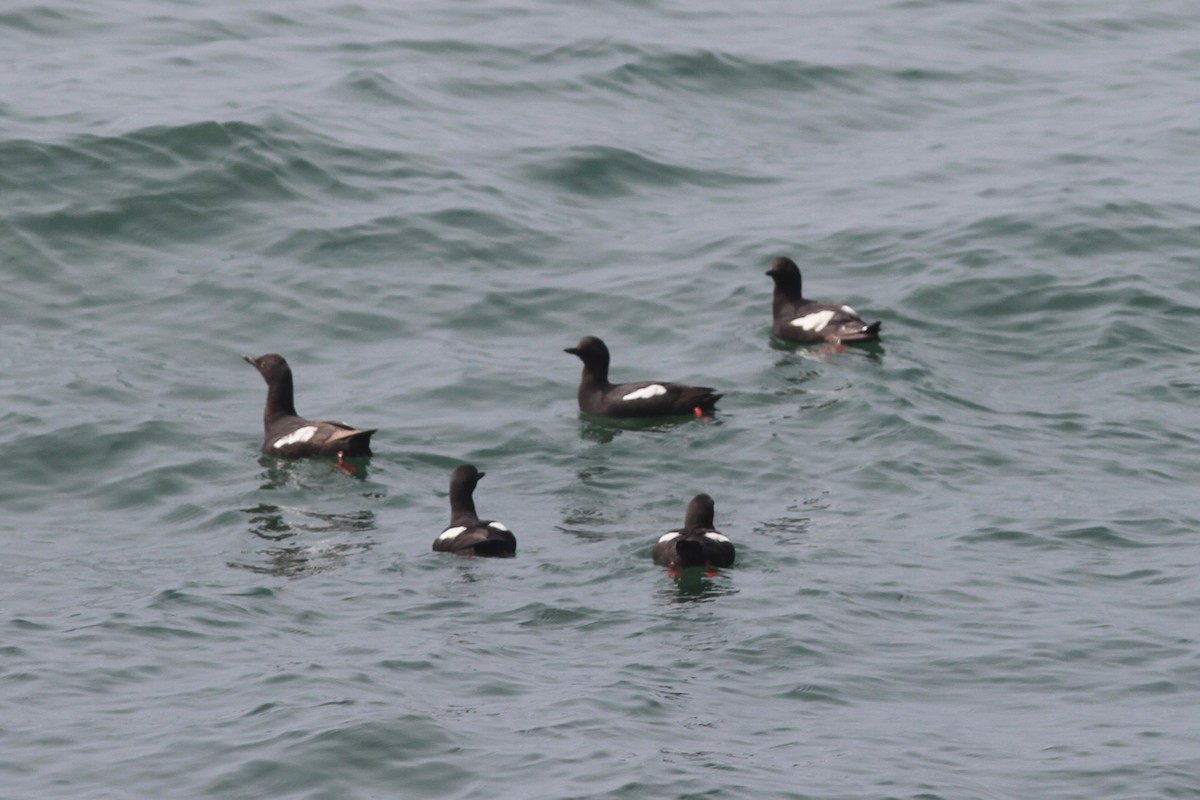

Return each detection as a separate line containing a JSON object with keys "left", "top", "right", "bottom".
{"left": 656, "top": 567, "right": 738, "bottom": 604}
{"left": 257, "top": 455, "right": 371, "bottom": 485}
{"left": 232, "top": 503, "right": 377, "bottom": 577}
{"left": 577, "top": 415, "right": 719, "bottom": 445}
{"left": 232, "top": 459, "right": 379, "bottom": 577}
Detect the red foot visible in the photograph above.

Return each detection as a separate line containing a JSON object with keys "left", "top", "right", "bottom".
{"left": 667, "top": 564, "right": 682, "bottom": 578}
{"left": 818, "top": 342, "right": 847, "bottom": 357}
{"left": 706, "top": 561, "right": 718, "bottom": 578}
{"left": 335, "top": 451, "right": 358, "bottom": 476}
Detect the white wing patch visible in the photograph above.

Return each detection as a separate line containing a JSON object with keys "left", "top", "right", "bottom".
{"left": 658, "top": 531, "right": 681, "bottom": 544}
{"left": 623, "top": 384, "right": 667, "bottom": 401}
{"left": 437, "top": 526, "right": 467, "bottom": 541}
{"left": 273, "top": 425, "right": 318, "bottom": 449}
{"left": 841, "top": 305, "right": 857, "bottom": 317}
{"left": 704, "top": 531, "right": 730, "bottom": 544}
{"left": 488, "top": 522, "right": 510, "bottom": 532}
{"left": 790, "top": 310, "right": 835, "bottom": 332}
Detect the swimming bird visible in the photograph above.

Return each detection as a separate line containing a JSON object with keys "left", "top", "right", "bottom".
{"left": 766, "top": 257, "right": 882, "bottom": 344}
{"left": 564, "top": 336, "right": 722, "bottom": 418}
{"left": 652, "top": 493, "right": 735, "bottom": 570}
{"left": 242, "top": 353, "right": 376, "bottom": 459}
{"left": 433, "top": 465, "right": 517, "bottom": 557}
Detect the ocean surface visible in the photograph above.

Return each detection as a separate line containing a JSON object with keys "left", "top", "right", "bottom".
{"left": 2, "top": 0, "right": 1199, "bottom": 797}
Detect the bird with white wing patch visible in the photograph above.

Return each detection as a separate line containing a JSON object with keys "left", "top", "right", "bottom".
{"left": 242, "top": 353, "right": 376, "bottom": 464}
{"left": 564, "top": 336, "right": 722, "bottom": 418}
{"left": 652, "top": 494, "right": 735, "bottom": 573}
{"left": 433, "top": 465, "right": 517, "bottom": 557}
{"left": 766, "top": 257, "right": 882, "bottom": 345}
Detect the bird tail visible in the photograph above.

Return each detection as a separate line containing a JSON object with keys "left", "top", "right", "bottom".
{"left": 675, "top": 538, "right": 706, "bottom": 567}
{"left": 838, "top": 321, "right": 882, "bottom": 342}
{"left": 472, "top": 535, "right": 516, "bottom": 557}
{"left": 331, "top": 428, "right": 377, "bottom": 456}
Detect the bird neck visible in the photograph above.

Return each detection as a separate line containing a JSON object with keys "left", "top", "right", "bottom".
{"left": 773, "top": 282, "right": 804, "bottom": 316}
{"left": 579, "top": 357, "right": 610, "bottom": 389}
{"left": 264, "top": 372, "right": 298, "bottom": 422}
{"left": 684, "top": 505, "right": 715, "bottom": 530}
{"left": 449, "top": 486, "right": 478, "bottom": 524}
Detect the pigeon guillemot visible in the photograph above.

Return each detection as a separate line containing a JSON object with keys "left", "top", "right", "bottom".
{"left": 243, "top": 353, "right": 377, "bottom": 459}
{"left": 766, "top": 257, "right": 882, "bottom": 344}
{"left": 652, "top": 493, "right": 735, "bottom": 569}
{"left": 564, "top": 336, "right": 722, "bottom": 418}
{"left": 433, "top": 465, "right": 517, "bottom": 557}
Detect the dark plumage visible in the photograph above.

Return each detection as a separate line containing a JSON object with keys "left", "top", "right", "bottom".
{"left": 243, "top": 353, "right": 376, "bottom": 458}
{"left": 433, "top": 465, "right": 517, "bottom": 557}
{"left": 766, "top": 257, "right": 882, "bottom": 344}
{"left": 564, "top": 336, "right": 722, "bottom": 418}
{"left": 652, "top": 494, "right": 735, "bottom": 569}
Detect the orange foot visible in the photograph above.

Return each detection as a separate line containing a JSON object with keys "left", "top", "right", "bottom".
{"left": 818, "top": 342, "right": 847, "bottom": 357}
{"left": 335, "top": 451, "right": 358, "bottom": 476}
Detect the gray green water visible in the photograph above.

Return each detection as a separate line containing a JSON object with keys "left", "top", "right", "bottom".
{"left": 3, "top": 1, "right": 1199, "bottom": 797}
